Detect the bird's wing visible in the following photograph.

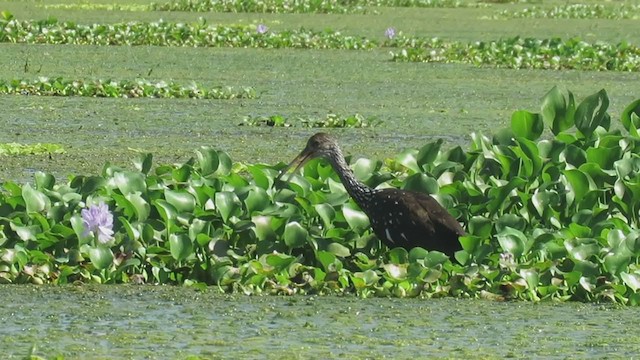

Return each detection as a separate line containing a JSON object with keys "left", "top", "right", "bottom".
{"left": 405, "top": 191, "right": 465, "bottom": 236}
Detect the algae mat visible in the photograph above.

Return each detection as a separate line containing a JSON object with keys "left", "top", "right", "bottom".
{"left": 1, "top": 285, "right": 638, "bottom": 359}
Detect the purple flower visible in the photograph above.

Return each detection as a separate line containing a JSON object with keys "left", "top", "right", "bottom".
{"left": 82, "top": 202, "right": 114, "bottom": 244}
{"left": 256, "top": 24, "right": 268, "bottom": 34}
{"left": 385, "top": 27, "right": 396, "bottom": 39}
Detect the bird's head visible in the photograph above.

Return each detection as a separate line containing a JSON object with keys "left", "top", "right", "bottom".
{"left": 277, "top": 132, "right": 341, "bottom": 180}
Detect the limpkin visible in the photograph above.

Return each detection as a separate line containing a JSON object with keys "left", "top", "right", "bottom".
{"left": 277, "top": 132, "right": 464, "bottom": 257}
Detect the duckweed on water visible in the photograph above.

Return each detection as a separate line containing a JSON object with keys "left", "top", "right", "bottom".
{"left": 2, "top": 87, "right": 640, "bottom": 305}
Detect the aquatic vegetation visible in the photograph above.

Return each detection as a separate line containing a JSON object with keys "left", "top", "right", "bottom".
{"left": 389, "top": 36, "right": 640, "bottom": 71}
{"left": 0, "top": 78, "right": 256, "bottom": 99}
{"left": 81, "top": 203, "right": 114, "bottom": 245}
{"left": 0, "top": 143, "right": 65, "bottom": 155}
{"left": 2, "top": 87, "right": 640, "bottom": 304}
{"left": 239, "top": 113, "right": 380, "bottom": 128}
{"left": 1, "top": 12, "right": 637, "bottom": 72}
{"left": 0, "top": 14, "right": 376, "bottom": 50}
{"left": 150, "top": 0, "right": 473, "bottom": 14}
{"left": 495, "top": 3, "right": 640, "bottom": 20}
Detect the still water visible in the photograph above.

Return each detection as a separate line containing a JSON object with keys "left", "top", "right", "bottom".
{"left": 1, "top": 285, "right": 638, "bottom": 359}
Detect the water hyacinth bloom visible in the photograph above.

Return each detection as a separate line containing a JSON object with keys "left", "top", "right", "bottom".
{"left": 256, "top": 24, "right": 268, "bottom": 34}
{"left": 385, "top": 27, "right": 396, "bottom": 39}
{"left": 82, "top": 202, "right": 114, "bottom": 244}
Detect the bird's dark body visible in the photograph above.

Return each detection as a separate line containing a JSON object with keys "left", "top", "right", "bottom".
{"left": 357, "top": 188, "right": 464, "bottom": 257}
{"left": 279, "top": 132, "right": 465, "bottom": 257}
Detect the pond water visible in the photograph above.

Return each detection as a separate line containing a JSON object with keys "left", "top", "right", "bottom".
{"left": 1, "top": 285, "right": 638, "bottom": 359}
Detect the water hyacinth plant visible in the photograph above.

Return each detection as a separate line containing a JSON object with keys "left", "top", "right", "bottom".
{"left": 0, "top": 78, "right": 256, "bottom": 99}
{"left": 81, "top": 203, "right": 114, "bottom": 245}
{"left": 1, "top": 13, "right": 638, "bottom": 71}
{"left": 2, "top": 87, "right": 640, "bottom": 304}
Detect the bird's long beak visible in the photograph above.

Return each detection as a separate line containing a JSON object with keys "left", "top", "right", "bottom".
{"left": 276, "top": 147, "right": 314, "bottom": 181}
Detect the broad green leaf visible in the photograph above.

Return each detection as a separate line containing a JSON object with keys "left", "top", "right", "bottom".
{"left": 342, "top": 202, "right": 370, "bottom": 232}
{"left": 621, "top": 98, "right": 640, "bottom": 137}
{"left": 394, "top": 149, "right": 420, "bottom": 173}
{"left": 574, "top": 89, "right": 610, "bottom": 139}
{"left": 154, "top": 199, "right": 177, "bottom": 223}
{"left": 197, "top": 147, "right": 232, "bottom": 177}
{"left": 314, "top": 203, "right": 336, "bottom": 228}
{"left": 215, "top": 191, "right": 240, "bottom": 223}
{"left": 283, "top": 221, "right": 308, "bottom": 249}
{"left": 416, "top": 139, "right": 443, "bottom": 169}
{"left": 244, "top": 187, "right": 270, "bottom": 214}
{"left": 88, "top": 246, "right": 114, "bottom": 270}
{"left": 541, "top": 86, "right": 575, "bottom": 135}
{"left": 520, "top": 268, "right": 539, "bottom": 290}
{"left": 265, "top": 253, "right": 296, "bottom": 271}
{"left": 383, "top": 263, "right": 407, "bottom": 280}
{"left": 133, "top": 152, "right": 153, "bottom": 175}
{"left": 22, "top": 183, "right": 50, "bottom": 213}
{"left": 388, "top": 248, "right": 409, "bottom": 264}
{"left": 247, "top": 165, "right": 271, "bottom": 189}
{"left": 423, "top": 251, "right": 449, "bottom": 267}
{"left": 126, "top": 193, "right": 150, "bottom": 222}
{"left": 114, "top": 171, "right": 147, "bottom": 195}
{"left": 403, "top": 173, "right": 439, "bottom": 194}
{"left": 326, "top": 242, "right": 351, "bottom": 257}
{"left": 496, "top": 227, "right": 529, "bottom": 258}
{"left": 563, "top": 169, "right": 590, "bottom": 206}
{"left": 352, "top": 158, "right": 376, "bottom": 182}
{"left": 468, "top": 216, "right": 492, "bottom": 238}
{"left": 532, "top": 190, "right": 558, "bottom": 217}
{"left": 34, "top": 171, "right": 55, "bottom": 190}
{"left": 408, "top": 247, "right": 429, "bottom": 262}
{"left": 603, "top": 254, "right": 630, "bottom": 276}
{"left": 316, "top": 250, "right": 341, "bottom": 272}
{"left": 169, "top": 234, "right": 193, "bottom": 261}
{"left": 10, "top": 222, "right": 39, "bottom": 242}
{"left": 165, "top": 189, "right": 196, "bottom": 213}
{"left": 564, "top": 238, "right": 599, "bottom": 261}
{"left": 511, "top": 110, "right": 543, "bottom": 140}
{"left": 622, "top": 272, "right": 640, "bottom": 292}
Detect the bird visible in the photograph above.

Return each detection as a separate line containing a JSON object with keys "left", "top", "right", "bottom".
{"left": 277, "top": 132, "right": 464, "bottom": 257}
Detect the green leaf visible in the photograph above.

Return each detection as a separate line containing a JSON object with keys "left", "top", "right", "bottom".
{"left": 496, "top": 227, "right": 529, "bottom": 258}
{"left": 169, "top": 234, "right": 193, "bottom": 261}
{"left": 564, "top": 238, "right": 599, "bottom": 261}
{"left": 416, "top": 139, "right": 443, "bottom": 169}
{"left": 154, "top": 199, "right": 177, "bottom": 223}
{"left": 215, "top": 191, "right": 240, "bottom": 222}
{"left": 388, "top": 248, "right": 409, "bottom": 264}
{"left": 563, "top": 169, "right": 590, "bottom": 205}
{"left": 22, "top": 183, "right": 50, "bottom": 213}
{"left": 88, "top": 246, "right": 114, "bottom": 270}
{"left": 326, "top": 242, "right": 351, "bottom": 257}
{"left": 574, "top": 89, "right": 610, "bottom": 138}
{"left": 35, "top": 171, "right": 55, "bottom": 190}
{"left": 283, "top": 221, "right": 308, "bottom": 249}
{"left": 352, "top": 158, "right": 376, "bottom": 182}
{"left": 342, "top": 202, "right": 370, "bottom": 232}
{"left": 541, "top": 86, "right": 575, "bottom": 135}
{"left": 403, "top": 173, "right": 439, "bottom": 194}
{"left": 165, "top": 189, "right": 196, "bottom": 213}
{"left": 468, "top": 216, "right": 492, "bottom": 238}
{"left": 621, "top": 98, "right": 640, "bottom": 137}
{"left": 133, "top": 153, "right": 153, "bottom": 175}
{"left": 511, "top": 110, "right": 543, "bottom": 140}
{"left": 244, "top": 187, "right": 270, "bottom": 214}
{"left": 621, "top": 272, "right": 640, "bottom": 292}
{"left": 114, "top": 171, "right": 147, "bottom": 195}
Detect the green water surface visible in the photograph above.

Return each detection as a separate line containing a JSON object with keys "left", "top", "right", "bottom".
{"left": 1, "top": 285, "right": 638, "bottom": 359}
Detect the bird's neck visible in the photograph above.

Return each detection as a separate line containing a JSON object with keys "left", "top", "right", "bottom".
{"left": 329, "top": 153, "right": 374, "bottom": 208}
